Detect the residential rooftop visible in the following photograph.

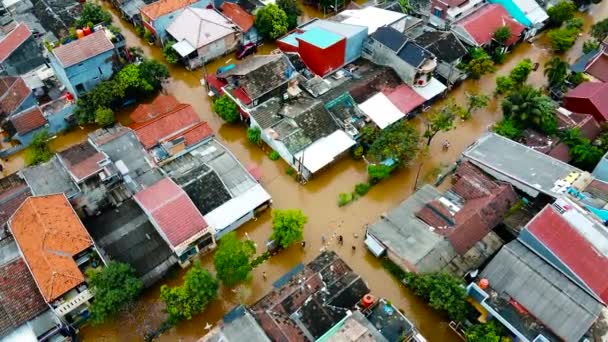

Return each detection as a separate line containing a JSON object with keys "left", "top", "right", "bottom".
{"left": 130, "top": 95, "right": 180, "bottom": 123}
{"left": 0, "top": 76, "right": 31, "bottom": 118}
{"left": 0, "top": 23, "right": 31, "bottom": 63}
{"left": 31, "top": 0, "right": 81, "bottom": 37}
{"left": 57, "top": 141, "right": 107, "bottom": 183}
{"left": 84, "top": 199, "right": 177, "bottom": 287}
{"left": 199, "top": 305, "right": 270, "bottom": 342}
{"left": 131, "top": 103, "right": 201, "bottom": 149}
{"left": 52, "top": 30, "right": 114, "bottom": 68}
{"left": 220, "top": 2, "right": 254, "bottom": 32}
{"left": 455, "top": 4, "right": 525, "bottom": 46}
{"left": 461, "top": 132, "right": 582, "bottom": 198}
{"left": 330, "top": 7, "right": 406, "bottom": 34}
{"left": 140, "top": 0, "right": 199, "bottom": 20}
{"left": 20, "top": 155, "right": 80, "bottom": 199}
{"left": 250, "top": 251, "right": 370, "bottom": 341}
{"left": 10, "top": 106, "right": 47, "bottom": 135}
{"left": 413, "top": 30, "right": 467, "bottom": 64}
{"left": 0, "top": 174, "right": 31, "bottom": 229}
{"left": 8, "top": 194, "right": 93, "bottom": 302}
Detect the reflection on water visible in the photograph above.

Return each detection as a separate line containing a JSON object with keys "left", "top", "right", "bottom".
{"left": 31, "top": 2, "right": 605, "bottom": 341}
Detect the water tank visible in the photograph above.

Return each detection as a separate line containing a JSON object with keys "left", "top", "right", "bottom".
{"left": 76, "top": 29, "right": 84, "bottom": 39}
{"left": 479, "top": 278, "right": 489, "bottom": 290}
{"left": 362, "top": 294, "right": 375, "bottom": 308}
{"left": 83, "top": 26, "right": 91, "bottom": 36}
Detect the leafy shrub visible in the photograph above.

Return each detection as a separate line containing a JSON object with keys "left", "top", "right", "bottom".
{"left": 269, "top": 151, "right": 280, "bottom": 160}
{"left": 247, "top": 126, "right": 261, "bottom": 145}
{"left": 354, "top": 183, "right": 370, "bottom": 196}
{"left": 338, "top": 193, "right": 354, "bottom": 207}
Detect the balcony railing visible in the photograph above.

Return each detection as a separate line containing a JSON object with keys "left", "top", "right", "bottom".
{"left": 55, "top": 289, "right": 93, "bottom": 316}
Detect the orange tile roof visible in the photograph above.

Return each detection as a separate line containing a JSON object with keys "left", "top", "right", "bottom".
{"left": 0, "top": 23, "right": 32, "bottom": 63}
{"left": 9, "top": 194, "right": 93, "bottom": 302}
{"left": 221, "top": 2, "right": 254, "bottom": 32}
{"left": 131, "top": 103, "right": 200, "bottom": 149}
{"left": 141, "top": 0, "right": 199, "bottom": 20}
{"left": 10, "top": 107, "right": 48, "bottom": 135}
{"left": 130, "top": 95, "right": 180, "bottom": 123}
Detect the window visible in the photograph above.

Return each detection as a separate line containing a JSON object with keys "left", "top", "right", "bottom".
{"left": 75, "top": 83, "right": 85, "bottom": 94}
{"left": 433, "top": 7, "right": 443, "bottom": 16}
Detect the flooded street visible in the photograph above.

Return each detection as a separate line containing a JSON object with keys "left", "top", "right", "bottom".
{"left": 26, "top": 1, "right": 604, "bottom": 341}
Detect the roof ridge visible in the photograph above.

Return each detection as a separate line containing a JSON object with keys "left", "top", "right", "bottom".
{"left": 133, "top": 103, "right": 191, "bottom": 130}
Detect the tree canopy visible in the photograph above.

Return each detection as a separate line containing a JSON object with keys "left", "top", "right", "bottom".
{"left": 501, "top": 85, "right": 557, "bottom": 134}
{"left": 404, "top": 272, "right": 467, "bottom": 322}
{"left": 87, "top": 262, "right": 143, "bottom": 325}
{"left": 591, "top": 18, "right": 608, "bottom": 41}
{"left": 247, "top": 126, "right": 262, "bottom": 145}
{"left": 467, "top": 49, "right": 496, "bottom": 79}
{"left": 255, "top": 4, "right": 289, "bottom": 39}
{"left": 95, "top": 107, "right": 115, "bottom": 127}
{"left": 465, "top": 321, "right": 506, "bottom": 342}
{"left": 26, "top": 129, "right": 52, "bottom": 165}
{"left": 75, "top": 2, "right": 112, "bottom": 28}
{"left": 271, "top": 209, "right": 307, "bottom": 249}
{"left": 544, "top": 56, "right": 569, "bottom": 88}
{"left": 213, "top": 95, "right": 240, "bottom": 123}
{"left": 277, "top": 0, "right": 302, "bottom": 30}
{"left": 213, "top": 232, "right": 256, "bottom": 287}
{"left": 493, "top": 118, "right": 522, "bottom": 139}
{"left": 160, "top": 262, "right": 218, "bottom": 324}
{"left": 547, "top": 27, "right": 579, "bottom": 52}
{"left": 493, "top": 26, "right": 511, "bottom": 45}
{"left": 368, "top": 121, "right": 420, "bottom": 165}
{"left": 560, "top": 128, "right": 605, "bottom": 170}
{"left": 424, "top": 103, "right": 460, "bottom": 145}
{"left": 162, "top": 41, "right": 180, "bottom": 64}
{"left": 464, "top": 92, "right": 490, "bottom": 119}
{"left": 495, "top": 75, "right": 514, "bottom": 95}
{"left": 509, "top": 58, "right": 533, "bottom": 84}
{"left": 583, "top": 39, "right": 600, "bottom": 54}
{"left": 547, "top": 0, "right": 576, "bottom": 26}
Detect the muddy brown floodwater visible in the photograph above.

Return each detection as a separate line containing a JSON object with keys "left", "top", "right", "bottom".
{"left": 51, "top": 1, "right": 608, "bottom": 341}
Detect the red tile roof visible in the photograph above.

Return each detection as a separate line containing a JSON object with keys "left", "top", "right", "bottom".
{"left": 131, "top": 104, "right": 201, "bottom": 149}
{"left": 141, "top": 0, "right": 199, "bottom": 20}
{"left": 586, "top": 53, "right": 608, "bottom": 82}
{"left": 130, "top": 95, "right": 180, "bottom": 123}
{"left": 205, "top": 74, "right": 227, "bottom": 94}
{"left": 0, "top": 23, "right": 32, "bottom": 63}
{"left": 0, "top": 77, "right": 31, "bottom": 116}
{"left": 233, "top": 87, "right": 252, "bottom": 105}
{"left": 221, "top": 2, "right": 254, "bottom": 32}
{"left": 58, "top": 141, "right": 106, "bottom": 182}
{"left": 10, "top": 107, "right": 47, "bottom": 135}
{"left": 565, "top": 82, "right": 608, "bottom": 121}
{"left": 161, "top": 121, "right": 213, "bottom": 147}
{"left": 383, "top": 85, "right": 426, "bottom": 115}
{"left": 527, "top": 205, "right": 608, "bottom": 303}
{"left": 9, "top": 195, "right": 93, "bottom": 302}
{"left": 53, "top": 30, "right": 114, "bottom": 68}
{"left": 134, "top": 178, "right": 208, "bottom": 249}
{"left": 457, "top": 4, "right": 525, "bottom": 46}
{"left": 0, "top": 257, "right": 48, "bottom": 336}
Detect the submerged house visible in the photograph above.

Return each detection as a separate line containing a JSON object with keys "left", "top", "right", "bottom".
{"left": 220, "top": 2, "right": 258, "bottom": 44}
{"left": 161, "top": 138, "right": 271, "bottom": 237}
{"left": 412, "top": 30, "right": 468, "bottom": 85}
{"left": 140, "top": 0, "right": 209, "bottom": 43}
{"left": 166, "top": 7, "right": 239, "bottom": 69}
{"left": 365, "top": 162, "right": 517, "bottom": 275}
{"left": 134, "top": 177, "right": 215, "bottom": 266}
{"left": 49, "top": 30, "right": 115, "bottom": 98}
{"left": 8, "top": 96, "right": 74, "bottom": 147}
{"left": 452, "top": 4, "right": 526, "bottom": 47}
{"left": 8, "top": 194, "right": 105, "bottom": 327}
{"left": 488, "top": 0, "right": 548, "bottom": 36}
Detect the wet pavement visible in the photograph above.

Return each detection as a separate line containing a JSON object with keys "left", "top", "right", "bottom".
{"left": 31, "top": 1, "right": 607, "bottom": 341}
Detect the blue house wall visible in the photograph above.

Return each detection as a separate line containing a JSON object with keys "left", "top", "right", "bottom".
{"left": 344, "top": 27, "right": 367, "bottom": 64}
{"left": 50, "top": 50, "right": 114, "bottom": 98}
{"left": 15, "top": 92, "right": 37, "bottom": 115}
{"left": 155, "top": 0, "right": 209, "bottom": 43}
{"left": 13, "top": 104, "right": 74, "bottom": 146}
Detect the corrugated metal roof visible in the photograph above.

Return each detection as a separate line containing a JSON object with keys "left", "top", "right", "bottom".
{"left": 481, "top": 240, "right": 602, "bottom": 341}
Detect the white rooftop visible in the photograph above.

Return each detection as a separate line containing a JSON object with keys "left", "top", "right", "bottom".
{"left": 337, "top": 7, "right": 405, "bottom": 34}
{"left": 294, "top": 130, "right": 355, "bottom": 173}
{"left": 513, "top": 0, "right": 549, "bottom": 25}
{"left": 203, "top": 184, "right": 271, "bottom": 232}
{"left": 172, "top": 40, "right": 196, "bottom": 57}
{"left": 359, "top": 93, "right": 404, "bottom": 129}
{"left": 413, "top": 78, "right": 446, "bottom": 100}
{"left": 167, "top": 8, "right": 236, "bottom": 50}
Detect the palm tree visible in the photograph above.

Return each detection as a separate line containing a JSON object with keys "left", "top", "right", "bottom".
{"left": 502, "top": 85, "right": 557, "bottom": 134}
{"left": 544, "top": 57, "right": 569, "bottom": 88}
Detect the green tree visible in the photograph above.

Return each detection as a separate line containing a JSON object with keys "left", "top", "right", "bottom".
{"left": 565, "top": 17, "right": 584, "bottom": 30}
{"left": 404, "top": 272, "right": 467, "bottom": 322}
{"left": 128, "top": 46, "right": 144, "bottom": 60}
{"left": 255, "top": 4, "right": 288, "bottom": 39}
{"left": 368, "top": 121, "right": 419, "bottom": 165}
{"left": 160, "top": 262, "right": 218, "bottom": 324}
{"left": 359, "top": 125, "right": 380, "bottom": 146}
{"left": 213, "top": 95, "right": 240, "bottom": 123}
{"left": 465, "top": 321, "right": 506, "bottom": 342}
{"left": 568, "top": 71, "right": 586, "bottom": 85}
{"left": 502, "top": 85, "right": 557, "bottom": 134}
{"left": 464, "top": 92, "right": 490, "bottom": 119}
{"left": 139, "top": 59, "right": 170, "bottom": 90}
{"left": 270, "top": 209, "right": 307, "bottom": 249}
{"left": 493, "top": 26, "right": 511, "bottom": 45}
{"left": 213, "top": 232, "right": 256, "bottom": 287}
{"left": 95, "top": 107, "right": 115, "bottom": 127}
{"left": 367, "top": 164, "right": 393, "bottom": 183}
{"left": 116, "top": 64, "right": 154, "bottom": 95}
{"left": 570, "top": 142, "right": 604, "bottom": 170}
{"left": 399, "top": 0, "right": 413, "bottom": 13}
{"left": 547, "top": 0, "right": 576, "bottom": 26}
{"left": 583, "top": 39, "right": 600, "bottom": 53}
{"left": 493, "top": 118, "right": 522, "bottom": 139}
{"left": 591, "top": 18, "right": 608, "bottom": 41}
{"left": 495, "top": 76, "right": 514, "bottom": 95}
{"left": 87, "top": 262, "right": 143, "bottom": 325}
{"left": 547, "top": 27, "right": 579, "bottom": 52}
{"left": 26, "top": 130, "right": 52, "bottom": 165}
{"left": 544, "top": 56, "right": 569, "bottom": 88}
{"left": 467, "top": 53, "right": 496, "bottom": 79}
{"left": 75, "top": 2, "right": 112, "bottom": 28}
{"left": 247, "top": 126, "right": 262, "bottom": 145}
{"left": 424, "top": 104, "right": 460, "bottom": 146}
{"left": 276, "top": 0, "right": 302, "bottom": 30}
{"left": 492, "top": 47, "right": 507, "bottom": 64}
{"left": 162, "top": 41, "right": 180, "bottom": 64}
{"left": 509, "top": 58, "right": 533, "bottom": 84}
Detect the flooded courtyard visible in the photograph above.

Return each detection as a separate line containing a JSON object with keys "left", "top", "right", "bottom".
{"left": 14, "top": 1, "right": 603, "bottom": 340}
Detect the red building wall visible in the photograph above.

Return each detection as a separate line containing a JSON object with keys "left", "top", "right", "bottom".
{"left": 297, "top": 37, "right": 346, "bottom": 77}
{"left": 430, "top": 0, "right": 448, "bottom": 19}
{"left": 564, "top": 97, "right": 607, "bottom": 122}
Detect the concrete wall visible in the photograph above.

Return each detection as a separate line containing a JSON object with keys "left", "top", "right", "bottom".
{"left": 344, "top": 27, "right": 367, "bottom": 64}
{"left": 51, "top": 50, "right": 114, "bottom": 97}
{"left": 196, "top": 33, "right": 238, "bottom": 62}
{"left": 298, "top": 38, "right": 346, "bottom": 77}
{"left": 50, "top": 55, "right": 75, "bottom": 95}
{"left": 363, "top": 38, "right": 416, "bottom": 85}
{"left": 1, "top": 37, "right": 45, "bottom": 76}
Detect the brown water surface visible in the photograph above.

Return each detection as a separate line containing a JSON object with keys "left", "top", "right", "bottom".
{"left": 33, "top": 2, "right": 607, "bottom": 341}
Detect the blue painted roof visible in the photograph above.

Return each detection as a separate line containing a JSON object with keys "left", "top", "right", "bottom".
{"left": 298, "top": 27, "right": 343, "bottom": 48}
{"left": 279, "top": 31, "right": 301, "bottom": 47}
{"left": 571, "top": 49, "right": 600, "bottom": 72}
{"left": 489, "top": 0, "right": 531, "bottom": 26}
